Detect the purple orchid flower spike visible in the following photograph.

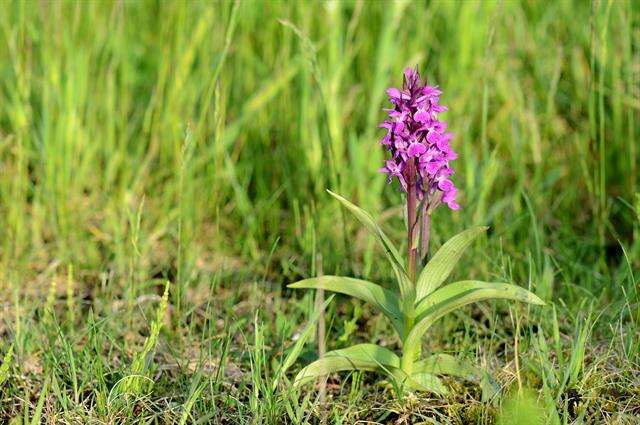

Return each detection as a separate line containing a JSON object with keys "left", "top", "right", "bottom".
{"left": 378, "top": 67, "right": 459, "bottom": 210}
{"left": 379, "top": 67, "right": 460, "bottom": 271}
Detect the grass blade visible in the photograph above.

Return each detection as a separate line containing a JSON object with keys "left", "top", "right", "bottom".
{"left": 273, "top": 295, "right": 335, "bottom": 392}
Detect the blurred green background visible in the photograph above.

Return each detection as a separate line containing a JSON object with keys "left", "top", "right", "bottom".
{"left": 1, "top": 0, "right": 638, "bottom": 286}
{"left": 0, "top": 0, "right": 637, "bottom": 422}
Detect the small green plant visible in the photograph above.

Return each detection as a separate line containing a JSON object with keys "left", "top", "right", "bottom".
{"left": 289, "top": 69, "right": 544, "bottom": 398}
{"left": 108, "top": 281, "right": 170, "bottom": 404}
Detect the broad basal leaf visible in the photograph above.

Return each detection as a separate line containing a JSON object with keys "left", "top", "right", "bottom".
{"left": 405, "top": 280, "right": 545, "bottom": 358}
{"left": 293, "top": 343, "right": 400, "bottom": 386}
{"left": 415, "top": 226, "right": 488, "bottom": 301}
{"left": 327, "top": 190, "right": 411, "bottom": 298}
{"left": 414, "top": 280, "right": 545, "bottom": 319}
{"left": 288, "top": 276, "right": 403, "bottom": 336}
{"left": 403, "top": 371, "right": 449, "bottom": 395}
{"left": 293, "top": 343, "right": 448, "bottom": 396}
{"left": 413, "top": 354, "right": 500, "bottom": 401}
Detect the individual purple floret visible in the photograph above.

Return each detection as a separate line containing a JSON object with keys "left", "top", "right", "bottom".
{"left": 379, "top": 68, "right": 459, "bottom": 210}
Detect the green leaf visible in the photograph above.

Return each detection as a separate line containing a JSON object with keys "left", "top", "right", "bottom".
{"left": 293, "top": 343, "right": 400, "bottom": 386}
{"left": 31, "top": 377, "right": 49, "bottom": 425}
{"left": 0, "top": 344, "right": 13, "bottom": 386}
{"left": 415, "top": 280, "right": 545, "bottom": 319}
{"left": 416, "top": 226, "right": 488, "bottom": 301}
{"left": 293, "top": 343, "right": 448, "bottom": 395}
{"left": 403, "top": 371, "right": 449, "bottom": 395}
{"left": 405, "top": 280, "right": 545, "bottom": 359}
{"left": 288, "top": 276, "right": 404, "bottom": 336}
{"left": 413, "top": 354, "right": 500, "bottom": 401}
{"left": 326, "top": 190, "right": 411, "bottom": 298}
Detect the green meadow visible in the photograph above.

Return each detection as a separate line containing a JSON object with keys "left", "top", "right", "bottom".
{"left": 0, "top": 0, "right": 638, "bottom": 423}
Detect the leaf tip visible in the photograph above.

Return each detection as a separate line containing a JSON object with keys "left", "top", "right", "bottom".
{"left": 529, "top": 294, "right": 546, "bottom": 306}
{"left": 292, "top": 371, "right": 307, "bottom": 388}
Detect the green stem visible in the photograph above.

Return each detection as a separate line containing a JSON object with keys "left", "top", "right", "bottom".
{"left": 402, "top": 158, "right": 419, "bottom": 374}
{"left": 420, "top": 206, "right": 431, "bottom": 266}
{"left": 401, "top": 343, "right": 417, "bottom": 375}
{"left": 406, "top": 159, "right": 418, "bottom": 283}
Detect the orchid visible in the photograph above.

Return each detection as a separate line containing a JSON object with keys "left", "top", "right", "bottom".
{"left": 379, "top": 67, "right": 459, "bottom": 210}
{"left": 289, "top": 69, "right": 544, "bottom": 398}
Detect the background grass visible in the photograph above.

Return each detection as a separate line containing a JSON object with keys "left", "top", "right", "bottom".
{"left": 0, "top": 0, "right": 638, "bottom": 423}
